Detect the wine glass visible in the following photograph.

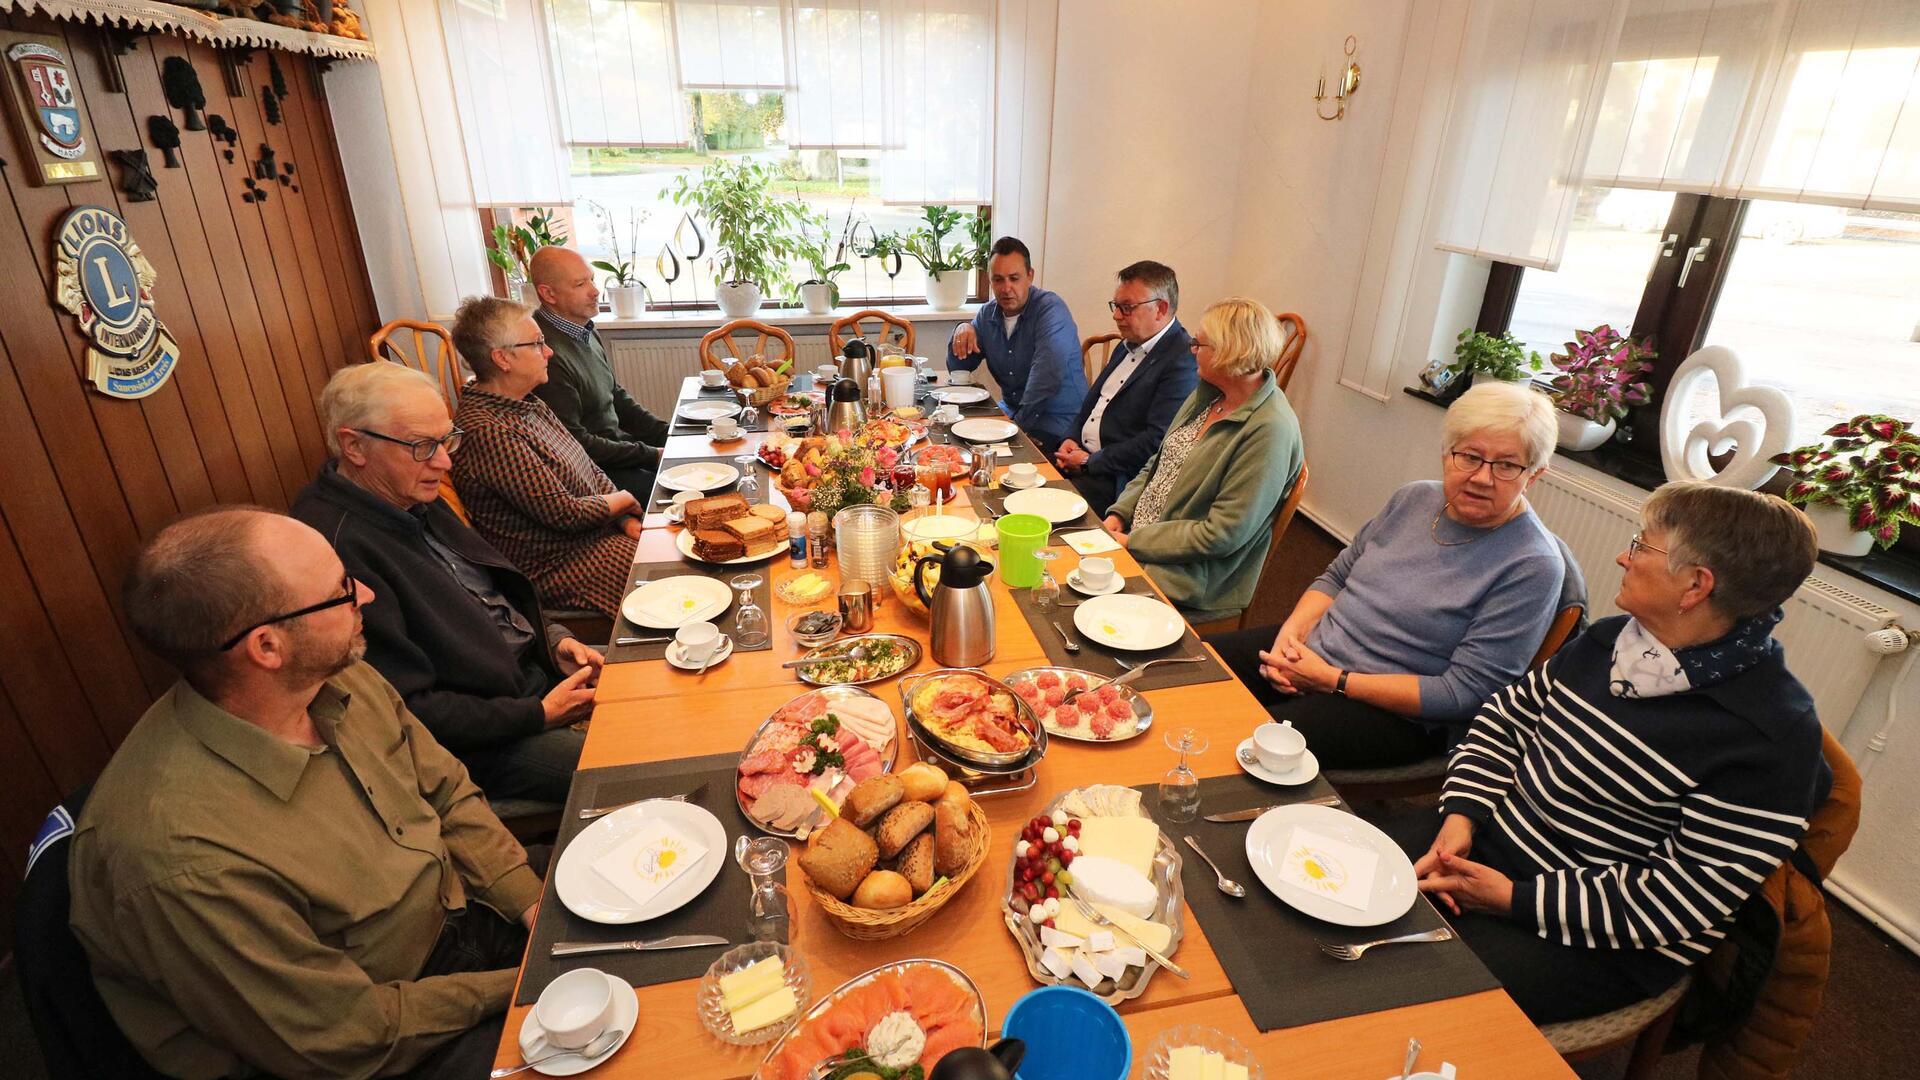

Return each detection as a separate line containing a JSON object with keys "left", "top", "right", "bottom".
{"left": 734, "top": 454, "right": 759, "bottom": 496}
{"left": 731, "top": 572, "right": 769, "bottom": 648}
{"left": 734, "top": 835, "right": 793, "bottom": 945}
{"left": 1032, "top": 549, "right": 1060, "bottom": 610}
{"left": 1160, "top": 727, "right": 1209, "bottom": 823}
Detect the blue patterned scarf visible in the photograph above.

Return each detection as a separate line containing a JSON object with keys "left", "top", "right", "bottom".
{"left": 1610, "top": 608, "right": 1784, "bottom": 699}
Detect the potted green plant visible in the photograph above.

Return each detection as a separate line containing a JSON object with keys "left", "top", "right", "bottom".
{"left": 1545, "top": 324, "right": 1654, "bottom": 451}
{"left": 584, "top": 200, "right": 648, "bottom": 319}
{"left": 1443, "top": 329, "right": 1542, "bottom": 394}
{"left": 869, "top": 205, "right": 989, "bottom": 311}
{"left": 487, "top": 209, "right": 568, "bottom": 306}
{"left": 796, "top": 212, "right": 853, "bottom": 316}
{"left": 1770, "top": 414, "right": 1920, "bottom": 556}
{"left": 664, "top": 159, "right": 812, "bottom": 317}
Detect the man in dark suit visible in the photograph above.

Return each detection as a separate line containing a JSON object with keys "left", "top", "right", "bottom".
{"left": 1054, "top": 261, "right": 1198, "bottom": 512}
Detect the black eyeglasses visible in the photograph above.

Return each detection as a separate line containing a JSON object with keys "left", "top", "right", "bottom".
{"left": 1627, "top": 532, "right": 1668, "bottom": 561}
{"left": 219, "top": 572, "right": 360, "bottom": 651}
{"left": 1447, "top": 450, "right": 1530, "bottom": 481}
{"left": 502, "top": 337, "right": 549, "bottom": 351}
{"left": 353, "top": 427, "right": 464, "bottom": 462}
{"left": 1108, "top": 298, "right": 1164, "bottom": 316}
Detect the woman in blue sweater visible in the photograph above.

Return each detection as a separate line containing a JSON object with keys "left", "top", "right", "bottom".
{"left": 1416, "top": 483, "right": 1830, "bottom": 1023}
{"left": 1207, "top": 382, "right": 1567, "bottom": 767}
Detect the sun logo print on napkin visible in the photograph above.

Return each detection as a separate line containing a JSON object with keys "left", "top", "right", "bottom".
{"left": 632, "top": 834, "right": 695, "bottom": 885}
{"left": 1287, "top": 841, "right": 1352, "bottom": 894}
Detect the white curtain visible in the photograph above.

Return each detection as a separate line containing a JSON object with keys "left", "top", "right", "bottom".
{"left": 789, "top": 0, "right": 887, "bottom": 149}
{"left": 441, "top": 0, "right": 573, "bottom": 206}
{"left": 876, "top": 0, "right": 995, "bottom": 204}
{"left": 546, "top": 0, "right": 688, "bottom": 147}
{"left": 673, "top": 0, "right": 794, "bottom": 90}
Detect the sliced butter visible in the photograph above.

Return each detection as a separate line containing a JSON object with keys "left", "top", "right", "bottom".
{"left": 718, "top": 956, "right": 785, "bottom": 1012}
{"left": 1169, "top": 1046, "right": 1205, "bottom": 1080}
{"left": 729, "top": 984, "right": 798, "bottom": 1033}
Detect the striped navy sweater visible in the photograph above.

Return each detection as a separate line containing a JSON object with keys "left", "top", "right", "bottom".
{"left": 1441, "top": 615, "right": 1831, "bottom": 970}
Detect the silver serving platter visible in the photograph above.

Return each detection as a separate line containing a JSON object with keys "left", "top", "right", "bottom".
{"left": 792, "top": 633, "right": 924, "bottom": 687}
{"left": 1000, "top": 788, "right": 1186, "bottom": 1007}
{"left": 1001, "top": 667, "right": 1154, "bottom": 743}
{"left": 756, "top": 958, "right": 986, "bottom": 1076}
{"left": 899, "top": 668, "right": 1048, "bottom": 771}
{"left": 906, "top": 442, "right": 975, "bottom": 474}
{"left": 734, "top": 685, "right": 900, "bottom": 837}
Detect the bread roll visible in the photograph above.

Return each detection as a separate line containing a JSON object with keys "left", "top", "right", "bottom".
{"left": 852, "top": 870, "right": 913, "bottom": 909}
{"left": 897, "top": 763, "right": 948, "bottom": 803}
{"left": 724, "top": 362, "right": 748, "bottom": 387}
{"left": 844, "top": 775, "right": 905, "bottom": 828}
{"left": 797, "top": 817, "right": 877, "bottom": 900}
{"left": 939, "top": 780, "right": 970, "bottom": 808}
{"left": 933, "top": 798, "right": 975, "bottom": 878}
{"left": 897, "top": 833, "right": 935, "bottom": 895}
{"left": 874, "top": 801, "right": 934, "bottom": 860}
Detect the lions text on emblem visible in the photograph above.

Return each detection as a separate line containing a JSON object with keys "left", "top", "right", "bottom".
{"left": 54, "top": 206, "right": 182, "bottom": 400}
{"left": 7, "top": 42, "right": 84, "bottom": 159}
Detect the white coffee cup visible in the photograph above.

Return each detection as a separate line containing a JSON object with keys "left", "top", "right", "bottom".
{"left": 1078, "top": 556, "right": 1116, "bottom": 591}
{"left": 534, "top": 968, "right": 615, "bottom": 1051}
{"left": 668, "top": 490, "right": 699, "bottom": 521}
{"left": 700, "top": 368, "right": 727, "bottom": 388}
{"left": 931, "top": 404, "right": 961, "bottom": 424}
{"left": 1253, "top": 720, "right": 1307, "bottom": 774}
{"left": 1006, "top": 462, "right": 1039, "bottom": 487}
{"left": 815, "top": 364, "right": 839, "bottom": 383}
{"left": 710, "top": 416, "right": 741, "bottom": 440}
{"left": 948, "top": 369, "right": 972, "bottom": 386}
{"left": 676, "top": 621, "right": 720, "bottom": 664}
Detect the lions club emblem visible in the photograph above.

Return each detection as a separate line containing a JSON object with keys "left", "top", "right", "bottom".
{"left": 55, "top": 206, "right": 182, "bottom": 399}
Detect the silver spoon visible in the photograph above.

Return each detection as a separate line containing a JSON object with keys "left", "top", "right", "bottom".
{"left": 1182, "top": 835, "right": 1246, "bottom": 898}
{"left": 781, "top": 646, "right": 868, "bottom": 669}
{"left": 1050, "top": 619, "right": 1081, "bottom": 654}
{"left": 491, "top": 1028, "right": 626, "bottom": 1077}
{"left": 1399, "top": 1036, "right": 1422, "bottom": 1079}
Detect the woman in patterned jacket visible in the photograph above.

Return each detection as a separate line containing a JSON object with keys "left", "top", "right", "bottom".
{"left": 449, "top": 296, "right": 642, "bottom": 618}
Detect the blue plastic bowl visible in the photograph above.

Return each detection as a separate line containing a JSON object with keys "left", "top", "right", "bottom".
{"left": 1001, "top": 985, "right": 1132, "bottom": 1080}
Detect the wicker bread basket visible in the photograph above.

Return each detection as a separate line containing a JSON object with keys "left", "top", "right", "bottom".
{"left": 803, "top": 798, "right": 991, "bottom": 940}
{"left": 742, "top": 376, "right": 793, "bottom": 407}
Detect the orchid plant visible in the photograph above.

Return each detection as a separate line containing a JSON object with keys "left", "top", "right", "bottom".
{"left": 1770, "top": 414, "right": 1920, "bottom": 548}
{"left": 1546, "top": 324, "right": 1655, "bottom": 423}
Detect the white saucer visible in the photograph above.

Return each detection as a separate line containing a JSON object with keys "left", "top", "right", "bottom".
{"left": 667, "top": 635, "right": 734, "bottom": 671}
{"left": 1000, "top": 473, "right": 1045, "bottom": 490}
{"left": 1236, "top": 737, "right": 1320, "bottom": 785}
{"left": 516, "top": 971, "right": 638, "bottom": 1075}
{"left": 1066, "top": 570, "right": 1125, "bottom": 597}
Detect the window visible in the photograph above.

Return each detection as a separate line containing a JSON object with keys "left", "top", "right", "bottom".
{"left": 1507, "top": 186, "right": 1678, "bottom": 367}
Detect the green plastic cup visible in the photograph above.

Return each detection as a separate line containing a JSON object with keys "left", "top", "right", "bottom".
{"left": 995, "top": 513, "right": 1050, "bottom": 588}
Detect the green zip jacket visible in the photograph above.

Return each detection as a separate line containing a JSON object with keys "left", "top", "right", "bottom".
{"left": 1110, "top": 371, "right": 1304, "bottom": 622}
{"left": 530, "top": 309, "right": 668, "bottom": 471}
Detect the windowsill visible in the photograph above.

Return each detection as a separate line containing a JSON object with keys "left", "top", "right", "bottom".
{"left": 1402, "top": 386, "right": 1920, "bottom": 606}
{"left": 592, "top": 304, "right": 975, "bottom": 332}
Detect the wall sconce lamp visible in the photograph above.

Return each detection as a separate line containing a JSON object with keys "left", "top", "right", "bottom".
{"left": 1315, "top": 36, "right": 1361, "bottom": 121}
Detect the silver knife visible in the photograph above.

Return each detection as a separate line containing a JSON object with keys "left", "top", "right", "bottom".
{"left": 550, "top": 934, "right": 730, "bottom": 958}
{"left": 1203, "top": 793, "right": 1343, "bottom": 822}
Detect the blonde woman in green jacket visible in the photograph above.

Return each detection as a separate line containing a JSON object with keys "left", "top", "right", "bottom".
{"left": 1103, "top": 297, "right": 1305, "bottom": 623}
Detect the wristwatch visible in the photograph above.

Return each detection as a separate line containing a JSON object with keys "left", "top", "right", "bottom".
{"left": 1335, "top": 670, "right": 1351, "bottom": 695}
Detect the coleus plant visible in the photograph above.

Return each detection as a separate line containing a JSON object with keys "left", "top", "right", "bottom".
{"left": 1546, "top": 324, "right": 1654, "bottom": 423}
{"left": 1770, "top": 414, "right": 1920, "bottom": 548}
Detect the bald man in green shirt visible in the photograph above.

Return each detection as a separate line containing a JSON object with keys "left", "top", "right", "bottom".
{"left": 69, "top": 509, "right": 541, "bottom": 1079}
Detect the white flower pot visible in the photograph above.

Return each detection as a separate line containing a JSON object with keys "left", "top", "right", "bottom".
{"left": 1805, "top": 504, "right": 1874, "bottom": 557}
{"left": 515, "top": 281, "right": 541, "bottom": 307}
{"left": 716, "top": 281, "right": 763, "bottom": 318}
{"left": 925, "top": 270, "right": 969, "bottom": 311}
{"left": 1555, "top": 412, "right": 1616, "bottom": 452}
{"left": 606, "top": 284, "right": 645, "bottom": 319}
{"left": 800, "top": 282, "right": 833, "bottom": 315}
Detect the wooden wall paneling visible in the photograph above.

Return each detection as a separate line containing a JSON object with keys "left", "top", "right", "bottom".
{"left": 287, "top": 58, "right": 378, "bottom": 341}
{"left": 132, "top": 39, "right": 307, "bottom": 504}
{"left": 0, "top": 680, "right": 68, "bottom": 885}
{"left": 272, "top": 56, "right": 366, "bottom": 368}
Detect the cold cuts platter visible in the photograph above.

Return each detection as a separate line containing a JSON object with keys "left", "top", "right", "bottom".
{"left": 736, "top": 686, "right": 900, "bottom": 837}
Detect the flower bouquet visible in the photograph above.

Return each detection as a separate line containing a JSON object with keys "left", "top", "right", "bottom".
{"left": 775, "top": 431, "right": 912, "bottom": 518}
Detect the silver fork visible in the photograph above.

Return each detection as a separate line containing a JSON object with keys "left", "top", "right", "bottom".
{"left": 1317, "top": 926, "right": 1456, "bottom": 961}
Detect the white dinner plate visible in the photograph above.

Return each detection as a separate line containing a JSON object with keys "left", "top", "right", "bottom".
{"left": 1244, "top": 803, "right": 1418, "bottom": 927}
{"left": 621, "top": 575, "right": 733, "bottom": 629}
{"left": 676, "top": 528, "right": 782, "bottom": 566}
{"left": 516, "top": 971, "right": 637, "bottom": 1075}
{"left": 555, "top": 799, "right": 727, "bottom": 924}
{"left": 677, "top": 399, "right": 742, "bottom": 422}
{"left": 902, "top": 514, "right": 980, "bottom": 543}
{"left": 1073, "top": 593, "right": 1185, "bottom": 651}
{"left": 658, "top": 461, "right": 741, "bottom": 493}
{"left": 1003, "top": 486, "right": 1089, "bottom": 524}
{"left": 929, "top": 384, "right": 992, "bottom": 405}
{"left": 950, "top": 417, "right": 1019, "bottom": 444}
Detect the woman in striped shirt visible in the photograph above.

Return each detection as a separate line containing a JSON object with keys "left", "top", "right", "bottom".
{"left": 1416, "top": 482, "right": 1832, "bottom": 1023}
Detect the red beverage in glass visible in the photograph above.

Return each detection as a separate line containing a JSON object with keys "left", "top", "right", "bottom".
{"left": 891, "top": 461, "right": 917, "bottom": 491}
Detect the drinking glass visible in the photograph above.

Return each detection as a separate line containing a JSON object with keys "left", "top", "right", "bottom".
{"left": 1032, "top": 549, "right": 1060, "bottom": 610}
{"left": 1160, "top": 727, "right": 1209, "bottom": 823}
{"left": 731, "top": 572, "right": 768, "bottom": 648}
{"left": 734, "top": 835, "right": 792, "bottom": 945}
{"left": 734, "top": 455, "right": 758, "bottom": 495}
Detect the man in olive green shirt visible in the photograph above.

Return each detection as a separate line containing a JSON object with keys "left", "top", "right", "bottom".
{"left": 528, "top": 246, "right": 669, "bottom": 494}
{"left": 70, "top": 509, "right": 542, "bottom": 1079}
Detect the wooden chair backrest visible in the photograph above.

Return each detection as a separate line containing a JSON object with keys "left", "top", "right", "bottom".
{"left": 1273, "top": 312, "right": 1308, "bottom": 393}
{"left": 1080, "top": 333, "right": 1121, "bottom": 384}
{"left": 369, "top": 319, "right": 461, "bottom": 416}
{"left": 829, "top": 310, "right": 915, "bottom": 355}
{"left": 1235, "top": 461, "right": 1310, "bottom": 629}
{"left": 440, "top": 477, "right": 472, "bottom": 526}
{"left": 1529, "top": 604, "right": 1585, "bottom": 670}
{"left": 699, "top": 319, "right": 798, "bottom": 372}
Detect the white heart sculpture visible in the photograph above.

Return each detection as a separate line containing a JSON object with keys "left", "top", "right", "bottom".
{"left": 1659, "top": 346, "right": 1795, "bottom": 491}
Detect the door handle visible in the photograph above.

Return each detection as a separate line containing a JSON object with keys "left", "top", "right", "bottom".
{"left": 1676, "top": 237, "right": 1713, "bottom": 288}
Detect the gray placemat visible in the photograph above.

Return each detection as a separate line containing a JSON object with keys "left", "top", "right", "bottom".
{"left": 1007, "top": 577, "right": 1231, "bottom": 690}
{"left": 1154, "top": 774, "right": 1500, "bottom": 1032}
{"left": 605, "top": 560, "right": 774, "bottom": 664}
{"left": 516, "top": 755, "right": 750, "bottom": 1004}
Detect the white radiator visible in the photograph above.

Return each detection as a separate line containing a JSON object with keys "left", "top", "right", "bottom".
{"left": 607, "top": 336, "right": 839, "bottom": 417}
{"left": 1530, "top": 469, "right": 1901, "bottom": 727}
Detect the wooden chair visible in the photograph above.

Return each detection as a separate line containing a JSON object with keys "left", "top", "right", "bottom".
{"left": 1540, "top": 974, "right": 1691, "bottom": 1080}
{"left": 369, "top": 319, "right": 461, "bottom": 416}
{"left": 1273, "top": 312, "right": 1307, "bottom": 393}
{"left": 1191, "top": 462, "right": 1311, "bottom": 636}
{"left": 829, "top": 309, "right": 915, "bottom": 355}
{"left": 1080, "top": 333, "right": 1121, "bottom": 384}
{"left": 698, "top": 319, "right": 798, "bottom": 372}
{"left": 439, "top": 478, "right": 472, "bottom": 526}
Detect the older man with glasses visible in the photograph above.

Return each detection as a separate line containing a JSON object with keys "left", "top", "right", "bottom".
{"left": 292, "top": 361, "right": 599, "bottom": 805}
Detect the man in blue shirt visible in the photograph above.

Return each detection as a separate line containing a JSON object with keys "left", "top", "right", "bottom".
{"left": 947, "top": 237, "right": 1086, "bottom": 452}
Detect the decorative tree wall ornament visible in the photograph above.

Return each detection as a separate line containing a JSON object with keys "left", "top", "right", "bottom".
{"left": 1658, "top": 346, "right": 1796, "bottom": 490}
{"left": 206, "top": 113, "right": 237, "bottom": 146}
{"left": 54, "top": 205, "right": 181, "bottom": 398}
{"left": 145, "top": 114, "right": 180, "bottom": 167}
{"left": 268, "top": 53, "right": 289, "bottom": 97}
{"left": 262, "top": 86, "right": 281, "bottom": 126}
{"left": 253, "top": 143, "right": 276, "bottom": 181}
{"left": 109, "top": 148, "right": 157, "bottom": 201}
{"left": 0, "top": 34, "right": 102, "bottom": 185}
{"left": 161, "top": 56, "right": 206, "bottom": 131}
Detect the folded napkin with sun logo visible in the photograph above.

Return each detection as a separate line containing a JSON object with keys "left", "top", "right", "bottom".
{"left": 1278, "top": 828, "right": 1379, "bottom": 912}
{"left": 590, "top": 819, "right": 712, "bottom": 907}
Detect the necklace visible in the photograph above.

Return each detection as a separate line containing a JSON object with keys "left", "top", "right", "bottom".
{"left": 1431, "top": 501, "right": 1492, "bottom": 546}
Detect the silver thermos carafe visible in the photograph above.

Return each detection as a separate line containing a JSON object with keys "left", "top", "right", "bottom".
{"left": 914, "top": 544, "right": 996, "bottom": 667}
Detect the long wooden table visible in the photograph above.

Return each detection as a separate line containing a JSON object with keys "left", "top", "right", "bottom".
{"left": 496, "top": 406, "right": 1574, "bottom": 1078}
